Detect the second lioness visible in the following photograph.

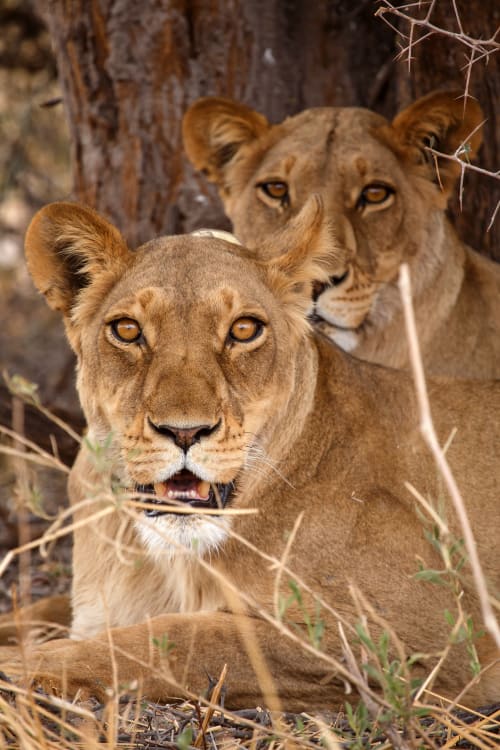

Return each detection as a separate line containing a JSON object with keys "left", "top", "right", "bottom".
{"left": 183, "top": 91, "right": 500, "bottom": 378}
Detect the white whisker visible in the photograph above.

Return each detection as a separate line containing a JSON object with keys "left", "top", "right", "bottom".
{"left": 244, "top": 434, "right": 296, "bottom": 489}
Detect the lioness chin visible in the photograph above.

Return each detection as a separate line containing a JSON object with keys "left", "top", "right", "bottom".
{"left": 183, "top": 90, "right": 500, "bottom": 378}
{"left": 0, "top": 197, "right": 498, "bottom": 711}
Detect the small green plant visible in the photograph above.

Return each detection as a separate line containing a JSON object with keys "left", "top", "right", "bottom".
{"left": 83, "top": 432, "right": 115, "bottom": 472}
{"left": 20, "top": 479, "right": 54, "bottom": 520}
{"left": 414, "top": 512, "right": 484, "bottom": 682}
{"left": 279, "top": 579, "right": 325, "bottom": 649}
{"left": 176, "top": 724, "right": 193, "bottom": 749}
{"left": 444, "top": 610, "right": 483, "bottom": 676}
{"left": 355, "top": 622, "right": 426, "bottom": 724}
{"left": 343, "top": 700, "right": 370, "bottom": 749}
{"left": 82, "top": 432, "right": 129, "bottom": 504}
{"left": 152, "top": 633, "right": 176, "bottom": 656}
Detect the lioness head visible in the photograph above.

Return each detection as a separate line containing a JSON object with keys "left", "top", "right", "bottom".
{"left": 25, "top": 198, "right": 333, "bottom": 558}
{"left": 183, "top": 91, "right": 483, "bottom": 354}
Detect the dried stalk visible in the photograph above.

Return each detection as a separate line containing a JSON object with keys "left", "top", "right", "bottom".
{"left": 398, "top": 263, "right": 500, "bottom": 649}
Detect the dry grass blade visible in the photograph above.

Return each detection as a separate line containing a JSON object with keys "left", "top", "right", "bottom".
{"left": 427, "top": 701, "right": 500, "bottom": 750}
{"left": 11, "top": 398, "right": 31, "bottom": 612}
{"left": 398, "top": 263, "right": 500, "bottom": 650}
{"left": 0, "top": 505, "right": 115, "bottom": 578}
{"left": 193, "top": 663, "right": 227, "bottom": 747}
{"left": 3, "top": 371, "right": 81, "bottom": 446}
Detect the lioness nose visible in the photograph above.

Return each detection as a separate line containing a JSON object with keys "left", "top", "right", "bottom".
{"left": 148, "top": 419, "right": 221, "bottom": 451}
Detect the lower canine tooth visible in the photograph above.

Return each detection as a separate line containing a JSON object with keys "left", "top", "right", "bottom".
{"left": 198, "top": 481, "right": 211, "bottom": 499}
{"left": 154, "top": 482, "right": 167, "bottom": 497}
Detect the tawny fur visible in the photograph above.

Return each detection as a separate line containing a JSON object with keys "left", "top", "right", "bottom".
{"left": 183, "top": 91, "right": 500, "bottom": 378}
{"left": 0, "top": 198, "right": 498, "bottom": 711}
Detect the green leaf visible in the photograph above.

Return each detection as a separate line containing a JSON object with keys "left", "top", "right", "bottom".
{"left": 407, "top": 653, "right": 427, "bottom": 667}
{"left": 176, "top": 725, "right": 193, "bottom": 749}
{"left": 288, "top": 579, "right": 303, "bottom": 606}
{"left": 444, "top": 609, "right": 456, "bottom": 627}
{"left": 152, "top": 633, "right": 176, "bottom": 655}
{"left": 414, "top": 569, "right": 446, "bottom": 585}
{"left": 295, "top": 716, "right": 305, "bottom": 732}
{"left": 355, "top": 622, "right": 376, "bottom": 652}
{"left": 312, "top": 618, "right": 325, "bottom": 649}
{"left": 361, "top": 662, "right": 382, "bottom": 683}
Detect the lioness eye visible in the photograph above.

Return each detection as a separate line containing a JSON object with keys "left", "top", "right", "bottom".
{"left": 111, "top": 318, "right": 142, "bottom": 343}
{"left": 229, "top": 317, "right": 263, "bottom": 343}
{"left": 358, "top": 184, "right": 393, "bottom": 208}
{"left": 259, "top": 181, "right": 289, "bottom": 201}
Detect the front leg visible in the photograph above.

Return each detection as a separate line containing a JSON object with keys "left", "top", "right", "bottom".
{"left": 0, "top": 612, "right": 338, "bottom": 711}
{"left": 0, "top": 595, "right": 71, "bottom": 646}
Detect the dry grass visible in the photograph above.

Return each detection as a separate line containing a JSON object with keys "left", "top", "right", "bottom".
{"left": 1, "top": 664, "right": 499, "bottom": 750}
{"left": 0, "top": 676, "right": 499, "bottom": 749}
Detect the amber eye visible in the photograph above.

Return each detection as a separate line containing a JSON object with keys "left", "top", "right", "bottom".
{"left": 357, "top": 184, "right": 393, "bottom": 209}
{"left": 229, "top": 317, "right": 263, "bottom": 343}
{"left": 259, "top": 181, "right": 289, "bottom": 202}
{"left": 110, "top": 318, "right": 142, "bottom": 343}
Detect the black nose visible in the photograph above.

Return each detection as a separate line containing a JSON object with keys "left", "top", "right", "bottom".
{"left": 148, "top": 419, "right": 221, "bottom": 451}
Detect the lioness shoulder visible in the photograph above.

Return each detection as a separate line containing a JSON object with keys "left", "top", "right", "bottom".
{"left": 183, "top": 91, "right": 500, "bottom": 378}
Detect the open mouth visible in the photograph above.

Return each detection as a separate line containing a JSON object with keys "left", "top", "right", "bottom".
{"left": 135, "top": 469, "right": 234, "bottom": 517}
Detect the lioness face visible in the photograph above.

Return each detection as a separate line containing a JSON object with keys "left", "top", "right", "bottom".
{"left": 183, "top": 93, "right": 482, "bottom": 353}
{"left": 77, "top": 239, "right": 293, "bottom": 556}
{"left": 222, "top": 108, "right": 423, "bottom": 351}
{"left": 26, "top": 200, "right": 330, "bottom": 559}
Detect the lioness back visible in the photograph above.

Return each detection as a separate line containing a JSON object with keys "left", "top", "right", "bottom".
{"left": 183, "top": 91, "right": 500, "bottom": 378}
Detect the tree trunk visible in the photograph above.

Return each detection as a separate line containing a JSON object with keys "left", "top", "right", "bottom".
{"left": 38, "top": 0, "right": 498, "bottom": 259}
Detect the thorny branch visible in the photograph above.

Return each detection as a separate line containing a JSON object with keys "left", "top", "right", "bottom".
{"left": 376, "top": 1, "right": 499, "bottom": 229}
{"left": 425, "top": 118, "right": 500, "bottom": 230}
{"left": 376, "top": 1, "right": 499, "bottom": 59}
{"left": 376, "top": 0, "right": 498, "bottom": 102}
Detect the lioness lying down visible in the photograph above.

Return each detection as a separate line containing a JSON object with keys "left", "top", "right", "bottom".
{"left": 183, "top": 91, "right": 500, "bottom": 378}
{"left": 1, "top": 198, "right": 498, "bottom": 711}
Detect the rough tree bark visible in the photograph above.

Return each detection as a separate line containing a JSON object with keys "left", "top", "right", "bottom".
{"left": 38, "top": 0, "right": 498, "bottom": 257}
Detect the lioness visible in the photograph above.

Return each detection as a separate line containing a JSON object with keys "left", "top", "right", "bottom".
{"left": 1, "top": 198, "right": 498, "bottom": 710}
{"left": 183, "top": 91, "right": 500, "bottom": 378}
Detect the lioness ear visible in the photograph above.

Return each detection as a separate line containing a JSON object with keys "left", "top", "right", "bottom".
{"left": 25, "top": 202, "right": 130, "bottom": 317}
{"left": 391, "top": 90, "right": 483, "bottom": 193}
{"left": 263, "top": 195, "right": 338, "bottom": 338}
{"left": 182, "top": 97, "right": 270, "bottom": 184}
